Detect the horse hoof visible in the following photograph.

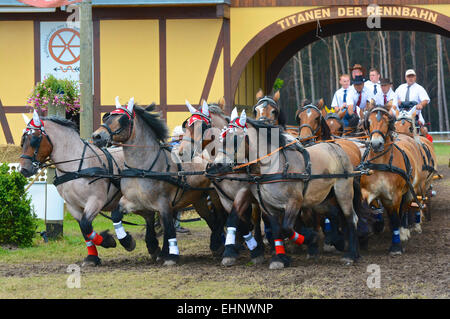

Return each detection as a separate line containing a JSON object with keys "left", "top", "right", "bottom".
{"left": 119, "top": 233, "right": 136, "bottom": 252}
{"left": 212, "top": 245, "right": 225, "bottom": 258}
{"left": 251, "top": 255, "right": 264, "bottom": 264}
{"left": 163, "top": 259, "right": 178, "bottom": 266}
{"left": 221, "top": 257, "right": 237, "bottom": 267}
{"left": 99, "top": 230, "right": 116, "bottom": 248}
{"left": 269, "top": 261, "right": 285, "bottom": 270}
{"left": 306, "top": 253, "right": 319, "bottom": 261}
{"left": 149, "top": 247, "right": 161, "bottom": 261}
{"left": 389, "top": 250, "right": 403, "bottom": 256}
{"left": 82, "top": 255, "right": 101, "bottom": 267}
{"left": 323, "top": 244, "right": 337, "bottom": 253}
{"left": 413, "top": 224, "right": 422, "bottom": 234}
{"left": 400, "top": 227, "right": 410, "bottom": 242}
{"left": 341, "top": 257, "right": 355, "bottom": 265}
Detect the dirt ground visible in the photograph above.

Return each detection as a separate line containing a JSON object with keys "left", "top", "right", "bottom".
{"left": 0, "top": 166, "right": 448, "bottom": 299}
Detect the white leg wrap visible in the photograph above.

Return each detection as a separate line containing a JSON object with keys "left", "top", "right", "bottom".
{"left": 243, "top": 232, "right": 257, "bottom": 251}
{"left": 113, "top": 221, "right": 127, "bottom": 240}
{"left": 225, "top": 227, "right": 236, "bottom": 246}
{"left": 168, "top": 238, "right": 179, "bottom": 255}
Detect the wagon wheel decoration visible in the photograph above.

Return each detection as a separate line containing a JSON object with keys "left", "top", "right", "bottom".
{"left": 48, "top": 28, "right": 80, "bottom": 65}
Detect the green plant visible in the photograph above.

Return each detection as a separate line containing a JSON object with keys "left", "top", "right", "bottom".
{"left": 273, "top": 78, "right": 284, "bottom": 92}
{"left": 27, "top": 74, "right": 80, "bottom": 114}
{"left": 0, "top": 163, "right": 37, "bottom": 247}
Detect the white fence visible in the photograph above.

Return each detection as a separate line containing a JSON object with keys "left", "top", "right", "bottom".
{"left": 6, "top": 163, "right": 64, "bottom": 221}
{"left": 428, "top": 132, "right": 450, "bottom": 143}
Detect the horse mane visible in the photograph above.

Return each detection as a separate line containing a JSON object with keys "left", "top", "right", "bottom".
{"left": 319, "top": 116, "right": 332, "bottom": 140}
{"left": 134, "top": 104, "right": 169, "bottom": 142}
{"left": 42, "top": 116, "right": 79, "bottom": 134}
{"left": 208, "top": 104, "right": 225, "bottom": 116}
{"left": 246, "top": 117, "right": 288, "bottom": 147}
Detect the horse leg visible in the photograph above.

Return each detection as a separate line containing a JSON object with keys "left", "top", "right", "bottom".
{"left": 111, "top": 205, "right": 136, "bottom": 252}
{"left": 193, "top": 194, "right": 225, "bottom": 257}
{"left": 252, "top": 205, "right": 265, "bottom": 253}
{"left": 262, "top": 212, "right": 274, "bottom": 250}
{"left": 398, "top": 193, "right": 411, "bottom": 242}
{"left": 267, "top": 212, "right": 291, "bottom": 270}
{"left": 241, "top": 204, "right": 265, "bottom": 264}
{"left": 284, "top": 200, "right": 320, "bottom": 260}
{"left": 159, "top": 208, "right": 179, "bottom": 266}
{"left": 78, "top": 199, "right": 117, "bottom": 267}
{"left": 334, "top": 180, "right": 360, "bottom": 264}
{"left": 142, "top": 212, "right": 160, "bottom": 261}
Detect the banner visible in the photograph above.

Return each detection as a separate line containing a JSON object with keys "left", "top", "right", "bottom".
{"left": 41, "top": 21, "right": 80, "bottom": 82}
{"left": 17, "top": 0, "right": 82, "bottom": 8}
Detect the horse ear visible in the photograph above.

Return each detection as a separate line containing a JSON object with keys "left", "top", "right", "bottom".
{"left": 115, "top": 96, "right": 122, "bottom": 109}
{"left": 185, "top": 100, "right": 197, "bottom": 114}
{"left": 338, "top": 110, "right": 346, "bottom": 119}
{"left": 218, "top": 97, "right": 226, "bottom": 110}
{"left": 317, "top": 98, "right": 325, "bottom": 109}
{"left": 273, "top": 90, "right": 280, "bottom": 102}
{"left": 395, "top": 108, "right": 399, "bottom": 118}
{"left": 33, "top": 109, "right": 41, "bottom": 127}
{"left": 22, "top": 113, "right": 31, "bottom": 125}
{"left": 256, "top": 89, "right": 264, "bottom": 101}
{"left": 321, "top": 107, "right": 327, "bottom": 119}
{"left": 127, "top": 97, "right": 135, "bottom": 113}
{"left": 295, "top": 109, "right": 301, "bottom": 125}
{"left": 385, "top": 99, "right": 393, "bottom": 111}
{"left": 201, "top": 100, "right": 210, "bottom": 117}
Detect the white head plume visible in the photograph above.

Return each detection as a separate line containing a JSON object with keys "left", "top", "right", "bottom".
{"left": 32, "top": 109, "right": 41, "bottom": 127}
{"left": 127, "top": 97, "right": 135, "bottom": 113}
{"left": 201, "top": 100, "right": 210, "bottom": 117}
{"left": 115, "top": 96, "right": 122, "bottom": 109}
{"left": 185, "top": 100, "right": 197, "bottom": 114}
{"left": 22, "top": 113, "right": 31, "bottom": 125}
{"left": 230, "top": 107, "right": 238, "bottom": 121}
{"left": 240, "top": 110, "right": 247, "bottom": 127}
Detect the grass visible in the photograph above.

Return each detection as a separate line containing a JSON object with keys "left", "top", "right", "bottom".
{"left": 433, "top": 143, "right": 450, "bottom": 166}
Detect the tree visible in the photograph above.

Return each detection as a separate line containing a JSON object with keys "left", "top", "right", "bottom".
{"left": 308, "top": 44, "right": 315, "bottom": 102}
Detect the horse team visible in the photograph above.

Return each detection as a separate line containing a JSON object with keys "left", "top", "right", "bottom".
{"left": 18, "top": 91, "right": 438, "bottom": 269}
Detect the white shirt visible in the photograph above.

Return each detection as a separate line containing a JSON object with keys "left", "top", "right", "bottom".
{"left": 331, "top": 87, "right": 354, "bottom": 110}
{"left": 373, "top": 88, "right": 399, "bottom": 116}
{"left": 350, "top": 85, "right": 373, "bottom": 110}
{"left": 394, "top": 82, "right": 430, "bottom": 104}
{"left": 364, "top": 80, "right": 381, "bottom": 96}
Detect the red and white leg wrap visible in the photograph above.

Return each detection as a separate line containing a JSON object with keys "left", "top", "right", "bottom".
{"left": 289, "top": 231, "right": 305, "bottom": 246}
{"left": 87, "top": 231, "right": 103, "bottom": 246}
{"left": 274, "top": 239, "right": 286, "bottom": 255}
{"left": 85, "top": 240, "right": 98, "bottom": 256}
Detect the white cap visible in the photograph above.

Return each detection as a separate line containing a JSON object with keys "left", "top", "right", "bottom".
{"left": 405, "top": 69, "right": 416, "bottom": 77}
{"left": 172, "top": 125, "right": 184, "bottom": 138}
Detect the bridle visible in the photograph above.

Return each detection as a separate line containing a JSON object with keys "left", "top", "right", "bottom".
{"left": 101, "top": 107, "right": 135, "bottom": 143}
{"left": 365, "top": 107, "right": 394, "bottom": 142}
{"left": 296, "top": 104, "right": 323, "bottom": 141}
{"left": 253, "top": 96, "right": 279, "bottom": 124}
{"left": 20, "top": 124, "right": 53, "bottom": 169}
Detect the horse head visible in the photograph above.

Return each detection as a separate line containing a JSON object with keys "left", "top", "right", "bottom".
{"left": 253, "top": 89, "right": 283, "bottom": 126}
{"left": 365, "top": 101, "right": 395, "bottom": 153}
{"left": 295, "top": 98, "right": 331, "bottom": 144}
{"left": 325, "top": 112, "right": 345, "bottom": 136}
{"left": 92, "top": 96, "right": 135, "bottom": 147}
{"left": 19, "top": 110, "right": 53, "bottom": 177}
{"left": 395, "top": 109, "right": 416, "bottom": 137}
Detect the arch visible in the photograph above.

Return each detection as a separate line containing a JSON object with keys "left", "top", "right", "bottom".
{"left": 231, "top": 5, "right": 450, "bottom": 98}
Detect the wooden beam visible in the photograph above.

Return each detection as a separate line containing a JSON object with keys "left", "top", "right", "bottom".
{"left": 159, "top": 19, "right": 167, "bottom": 121}
{"left": 0, "top": 99, "right": 14, "bottom": 144}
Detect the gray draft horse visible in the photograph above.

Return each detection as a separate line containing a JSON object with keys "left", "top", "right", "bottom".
{"left": 91, "top": 98, "right": 227, "bottom": 266}
{"left": 207, "top": 111, "right": 360, "bottom": 268}
{"left": 19, "top": 110, "right": 136, "bottom": 266}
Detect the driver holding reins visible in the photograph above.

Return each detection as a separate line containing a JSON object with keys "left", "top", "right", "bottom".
{"left": 395, "top": 69, "right": 430, "bottom": 133}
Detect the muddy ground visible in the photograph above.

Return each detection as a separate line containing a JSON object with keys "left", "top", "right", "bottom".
{"left": 0, "top": 165, "right": 448, "bottom": 299}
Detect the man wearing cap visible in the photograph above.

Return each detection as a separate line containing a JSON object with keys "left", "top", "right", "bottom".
{"left": 364, "top": 68, "right": 381, "bottom": 96}
{"left": 374, "top": 78, "right": 398, "bottom": 116}
{"left": 395, "top": 69, "right": 429, "bottom": 125}
{"left": 349, "top": 64, "right": 367, "bottom": 84}
{"left": 350, "top": 75, "right": 373, "bottom": 118}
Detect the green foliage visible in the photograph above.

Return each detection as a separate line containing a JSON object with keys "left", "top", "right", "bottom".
{"left": 0, "top": 163, "right": 37, "bottom": 247}
{"left": 273, "top": 78, "right": 284, "bottom": 92}
{"left": 27, "top": 74, "right": 80, "bottom": 114}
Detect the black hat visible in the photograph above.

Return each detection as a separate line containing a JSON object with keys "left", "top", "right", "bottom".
{"left": 353, "top": 75, "right": 365, "bottom": 85}
{"left": 380, "top": 78, "right": 391, "bottom": 86}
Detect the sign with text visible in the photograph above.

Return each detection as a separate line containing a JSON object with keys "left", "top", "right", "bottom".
{"left": 41, "top": 22, "right": 80, "bottom": 81}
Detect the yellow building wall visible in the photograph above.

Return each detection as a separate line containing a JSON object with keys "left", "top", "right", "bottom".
{"left": 166, "top": 19, "right": 223, "bottom": 106}
{"left": 0, "top": 21, "right": 34, "bottom": 145}
{"left": 100, "top": 20, "right": 160, "bottom": 107}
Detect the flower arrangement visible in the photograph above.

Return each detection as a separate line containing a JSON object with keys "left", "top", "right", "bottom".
{"left": 27, "top": 75, "right": 80, "bottom": 114}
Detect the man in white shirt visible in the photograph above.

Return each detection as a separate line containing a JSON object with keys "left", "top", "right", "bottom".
{"left": 364, "top": 68, "right": 381, "bottom": 96}
{"left": 350, "top": 75, "right": 373, "bottom": 118}
{"left": 349, "top": 63, "right": 367, "bottom": 85}
{"left": 331, "top": 74, "right": 356, "bottom": 127}
{"left": 374, "top": 78, "right": 398, "bottom": 116}
{"left": 395, "top": 69, "right": 430, "bottom": 125}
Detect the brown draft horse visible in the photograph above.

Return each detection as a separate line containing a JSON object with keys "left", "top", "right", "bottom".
{"left": 360, "top": 103, "right": 423, "bottom": 255}
{"left": 394, "top": 109, "right": 438, "bottom": 227}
